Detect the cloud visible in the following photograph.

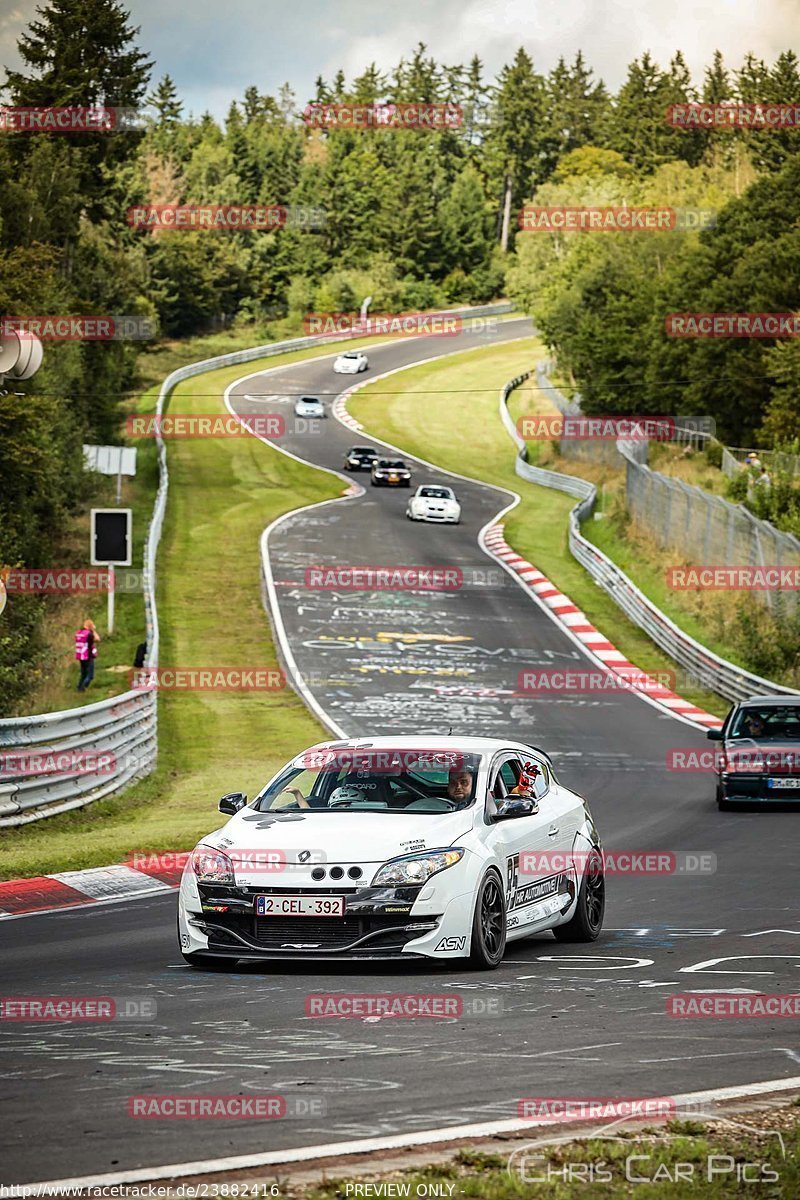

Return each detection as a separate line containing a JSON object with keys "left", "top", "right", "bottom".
{"left": 1, "top": 0, "right": 797, "bottom": 118}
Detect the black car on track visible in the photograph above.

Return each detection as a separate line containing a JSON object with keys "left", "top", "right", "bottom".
{"left": 344, "top": 446, "right": 379, "bottom": 471}
{"left": 707, "top": 695, "right": 800, "bottom": 809}
{"left": 371, "top": 458, "right": 412, "bottom": 487}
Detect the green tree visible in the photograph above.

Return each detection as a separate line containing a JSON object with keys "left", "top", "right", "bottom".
{"left": 484, "top": 48, "right": 547, "bottom": 250}
{"left": 4, "top": 0, "right": 152, "bottom": 221}
{"left": 759, "top": 342, "right": 800, "bottom": 445}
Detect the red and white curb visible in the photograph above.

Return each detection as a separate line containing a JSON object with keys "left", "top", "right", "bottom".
{"left": 484, "top": 525, "right": 722, "bottom": 729}
{"left": 332, "top": 392, "right": 363, "bottom": 431}
{"left": 0, "top": 858, "right": 184, "bottom": 919}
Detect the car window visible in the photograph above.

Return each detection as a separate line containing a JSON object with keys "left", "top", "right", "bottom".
{"left": 499, "top": 760, "right": 522, "bottom": 791}
{"left": 488, "top": 753, "right": 549, "bottom": 809}
{"left": 729, "top": 707, "right": 800, "bottom": 740}
{"left": 255, "top": 751, "right": 483, "bottom": 813}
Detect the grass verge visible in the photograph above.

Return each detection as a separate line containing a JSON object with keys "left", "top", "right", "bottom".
{"left": 290, "top": 1105, "right": 800, "bottom": 1198}
{"left": 348, "top": 339, "right": 727, "bottom": 717}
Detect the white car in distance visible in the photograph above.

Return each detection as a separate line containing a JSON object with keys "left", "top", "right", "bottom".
{"left": 333, "top": 351, "right": 369, "bottom": 374}
{"left": 406, "top": 485, "right": 461, "bottom": 524}
{"left": 294, "top": 396, "right": 325, "bottom": 418}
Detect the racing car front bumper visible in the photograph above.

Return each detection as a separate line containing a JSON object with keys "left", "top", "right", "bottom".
{"left": 178, "top": 874, "right": 474, "bottom": 961}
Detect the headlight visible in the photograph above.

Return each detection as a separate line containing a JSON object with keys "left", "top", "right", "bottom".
{"left": 371, "top": 848, "right": 465, "bottom": 887}
{"left": 190, "top": 845, "right": 235, "bottom": 884}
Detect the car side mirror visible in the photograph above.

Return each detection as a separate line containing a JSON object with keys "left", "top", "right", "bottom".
{"left": 706, "top": 728, "right": 723, "bottom": 741}
{"left": 219, "top": 791, "right": 247, "bottom": 815}
{"left": 495, "top": 797, "right": 538, "bottom": 821}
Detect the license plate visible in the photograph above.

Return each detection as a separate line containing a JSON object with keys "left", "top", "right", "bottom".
{"left": 767, "top": 777, "right": 800, "bottom": 789}
{"left": 389, "top": 475, "right": 398, "bottom": 482}
{"left": 256, "top": 894, "right": 345, "bottom": 917}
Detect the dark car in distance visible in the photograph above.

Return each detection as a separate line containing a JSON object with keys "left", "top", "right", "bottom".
{"left": 344, "top": 446, "right": 379, "bottom": 472}
{"left": 371, "top": 458, "right": 412, "bottom": 487}
{"left": 707, "top": 695, "right": 800, "bottom": 809}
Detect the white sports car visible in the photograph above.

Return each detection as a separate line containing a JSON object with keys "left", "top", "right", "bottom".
{"left": 178, "top": 736, "right": 604, "bottom": 970}
{"left": 406, "top": 485, "right": 461, "bottom": 523}
{"left": 294, "top": 395, "right": 325, "bottom": 418}
{"left": 333, "top": 350, "right": 369, "bottom": 374}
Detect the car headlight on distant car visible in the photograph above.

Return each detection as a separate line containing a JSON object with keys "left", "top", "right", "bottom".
{"left": 371, "top": 848, "right": 465, "bottom": 887}
{"left": 190, "top": 846, "right": 235, "bottom": 884}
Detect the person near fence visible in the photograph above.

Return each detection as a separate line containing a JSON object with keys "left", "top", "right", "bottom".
{"left": 75, "top": 619, "right": 100, "bottom": 691}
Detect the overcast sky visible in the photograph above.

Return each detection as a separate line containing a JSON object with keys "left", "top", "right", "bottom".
{"left": 1, "top": 0, "right": 798, "bottom": 119}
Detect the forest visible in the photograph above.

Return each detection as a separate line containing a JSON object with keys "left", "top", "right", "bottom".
{"left": 1, "top": 0, "right": 799, "bottom": 704}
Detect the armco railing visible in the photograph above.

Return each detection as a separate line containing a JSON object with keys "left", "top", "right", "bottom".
{"left": 499, "top": 370, "right": 797, "bottom": 704}
{"left": 0, "top": 303, "right": 512, "bottom": 826}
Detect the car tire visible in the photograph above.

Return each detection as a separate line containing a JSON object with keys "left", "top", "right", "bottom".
{"left": 181, "top": 951, "right": 239, "bottom": 971}
{"left": 469, "top": 870, "right": 506, "bottom": 969}
{"left": 552, "top": 850, "right": 604, "bottom": 942}
{"left": 716, "top": 781, "right": 732, "bottom": 811}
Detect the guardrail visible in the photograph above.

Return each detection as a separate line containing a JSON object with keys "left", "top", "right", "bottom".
{"left": 500, "top": 370, "right": 797, "bottom": 704}
{"left": 0, "top": 303, "right": 513, "bottom": 826}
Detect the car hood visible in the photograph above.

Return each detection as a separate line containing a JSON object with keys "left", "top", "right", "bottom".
{"left": 202, "top": 808, "right": 472, "bottom": 875}
{"left": 722, "top": 737, "right": 800, "bottom": 764}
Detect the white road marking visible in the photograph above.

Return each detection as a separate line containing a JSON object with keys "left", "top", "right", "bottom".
{"left": 679, "top": 955, "right": 800, "bottom": 975}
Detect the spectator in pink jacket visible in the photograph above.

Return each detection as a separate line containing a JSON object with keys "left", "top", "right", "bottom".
{"left": 75, "top": 619, "right": 100, "bottom": 692}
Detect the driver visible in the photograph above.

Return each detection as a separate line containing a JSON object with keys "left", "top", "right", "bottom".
{"left": 738, "top": 712, "right": 766, "bottom": 739}
{"left": 446, "top": 767, "right": 475, "bottom": 802}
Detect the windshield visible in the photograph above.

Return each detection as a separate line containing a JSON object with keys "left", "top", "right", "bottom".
{"left": 379, "top": 460, "right": 406, "bottom": 469}
{"left": 419, "top": 487, "right": 452, "bottom": 499}
{"left": 728, "top": 706, "right": 800, "bottom": 741}
{"left": 255, "top": 749, "right": 482, "bottom": 814}
{"left": 350, "top": 447, "right": 374, "bottom": 455}
{"left": 300, "top": 396, "right": 321, "bottom": 404}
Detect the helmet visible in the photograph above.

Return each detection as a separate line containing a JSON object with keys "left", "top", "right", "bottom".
{"left": 328, "top": 785, "right": 366, "bottom": 808}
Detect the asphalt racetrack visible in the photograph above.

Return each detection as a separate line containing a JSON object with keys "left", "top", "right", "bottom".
{"left": 3, "top": 319, "right": 798, "bottom": 1184}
